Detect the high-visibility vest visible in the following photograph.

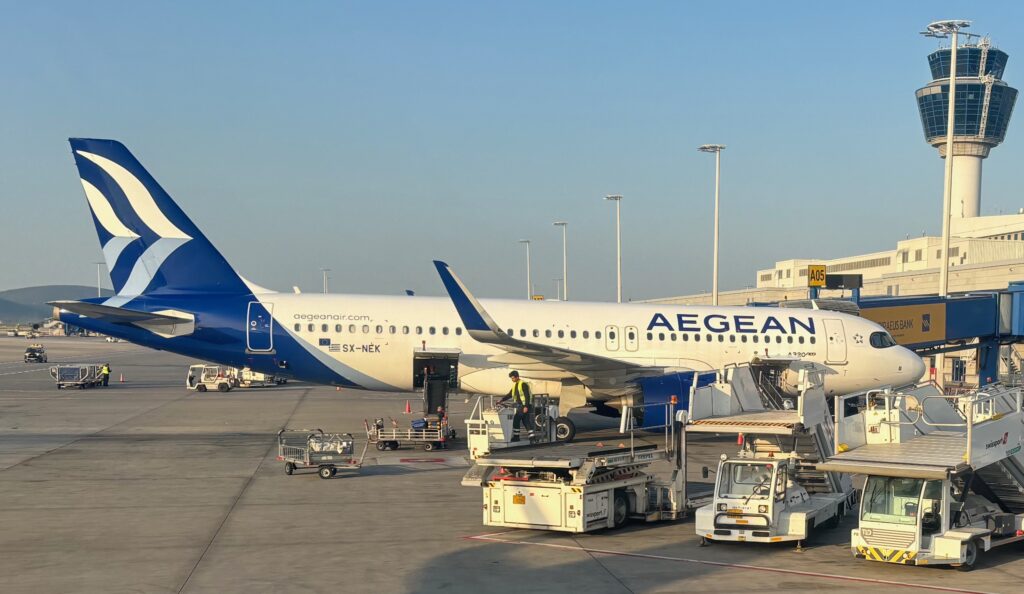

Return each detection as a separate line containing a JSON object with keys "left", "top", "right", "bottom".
{"left": 511, "top": 380, "right": 531, "bottom": 405}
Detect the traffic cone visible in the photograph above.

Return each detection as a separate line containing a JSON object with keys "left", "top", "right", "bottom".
{"left": 737, "top": 432, "right": 744, "bottom": 445}
{"left": 119, "top": 373, "right": 125, "bottom": 383}
{"left": 336, "top": 386, "right": 340, "bottom": 391}
{"left": 403, "top": 400, "right": 412, "bottom": 414}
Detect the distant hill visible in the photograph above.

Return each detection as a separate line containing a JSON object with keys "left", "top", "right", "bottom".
{"left": 0, "top": 285, "right": 113, "bottom": 324}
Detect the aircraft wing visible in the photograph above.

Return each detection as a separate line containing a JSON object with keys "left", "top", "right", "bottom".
{"left": 49, "top": 300, "right": 192, "bottom": 326}
{"left": 433, "top": 261, "right": 665, "bottom": 390}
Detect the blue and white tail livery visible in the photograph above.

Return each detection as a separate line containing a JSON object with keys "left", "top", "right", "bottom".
{"left": 56, "top": 139, "right": 926, "bottom": 415}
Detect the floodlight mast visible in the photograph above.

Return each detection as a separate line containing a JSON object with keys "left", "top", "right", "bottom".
{"left": 921, "top": 20, "right": 970, "bottom": 299}
{"left": 698, "top": 144, "right": 726, "bottom": 306}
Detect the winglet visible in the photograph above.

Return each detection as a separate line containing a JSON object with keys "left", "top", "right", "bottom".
{"left": 433, "top": 261, "right": 506, "bottom": 339}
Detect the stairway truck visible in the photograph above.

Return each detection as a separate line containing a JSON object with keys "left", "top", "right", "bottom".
{"left": 819, "top": 386, "right": 1024, "bottom": 570}
{"left": 696, "top": 451, "right": 852, "bottom": 544}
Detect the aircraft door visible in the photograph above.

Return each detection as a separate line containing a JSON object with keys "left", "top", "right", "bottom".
{"left": 246, "top": 301, "right": 274, "bottom": 352}
{"left": 605, "top": 325, "right": 620, "bottom": 351}
{"left": 624, "top": 326, "right": 639, "bottom": 352}
{"left": 823, "top": 318, "right": 847, "bottom": 365}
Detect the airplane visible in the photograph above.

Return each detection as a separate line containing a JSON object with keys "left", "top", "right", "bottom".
{"left": 54, "top": 138, "right": 926, "bottom": 439}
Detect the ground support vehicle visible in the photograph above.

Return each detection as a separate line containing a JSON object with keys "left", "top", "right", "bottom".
{"left": 235, "top": 367, "right": 286, "bottom": 388}
{"left": 277, "top": 429, "right": 369, "bottom": 479}
{"left": 366, "top": 417, "right": 456, "bottom": 451}
{"left": 24, "top": 344, "right": 47, "bottom": 363}
{"left": 690, "top": 363, "right": 856, "bottom": 546}
{"left": 50, "top": 364, "right": 103, "bottom": 389}
{"left": 819, "top": 384, "right": 1024, "bottom": 570}
{"left": 462, "top": 402, "right": 712, "bottom": 533}
{"left": 186, "top": 364, "right": 234, "bottom": 392}
{"left": 465, "top": 395, "right": 562, "bottom": 459}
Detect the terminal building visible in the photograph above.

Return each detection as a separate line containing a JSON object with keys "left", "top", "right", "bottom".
{"left": 649, "top": 34, "right": 1020, "bottom": 387}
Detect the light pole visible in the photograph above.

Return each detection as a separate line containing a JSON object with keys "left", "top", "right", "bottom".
{"left": 94, "top": 262, "right": 104, "bottom": 298}
{"left": 698, "top": 144, "right": 726, "bottom": 306}
{"left": 922, "top": 20, "right": 971, "bottom": 390}
{"left": 518, "top": 240, "right": 532, "bottom": 299}
{"left": 605, "top": 195, "right": 623, "bottom": 303}
{"left": 553, "top": 221, "right": 567, "bottom": 301}
{"left": 554, "top": 279, "right": 562, "bottom": 301}
{"left": 922, "top": 20, "right": 971, "bottom": 298}
{"left": 320, "top": 267, "right": 330, "bottom": 294}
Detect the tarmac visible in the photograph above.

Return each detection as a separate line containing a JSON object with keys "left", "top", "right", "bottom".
{"left": 1, "top": 336, "right": 1022, "bottom": 593}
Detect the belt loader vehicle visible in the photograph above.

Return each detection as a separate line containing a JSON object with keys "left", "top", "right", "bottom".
{"left": 462, "top": 401, "right": 713, "bottom": 533}
{"left": 819, "top": 385, "right": 1024, "bottom": 570}
{"left": 690, "top": 363, "right": 856, "bottom": 545}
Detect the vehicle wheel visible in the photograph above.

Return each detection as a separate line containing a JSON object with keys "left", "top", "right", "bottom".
{"left": 424, "top": 442, "right": 435, "bottom": 451}
{"left": 197, "top": 385, "right": 207, "bottom": 392}
{"left": 376, "top": 441, "right": 386, "bottom": 451}
{"left": 555, "top": 416, "right": 576, "bottom": 442}
{"left": 449, "top": 430, "right": 457, "bottom": 440}
{"left": 285, "top": 462, "right": 295, "bottom": 475}
{"left": 612, "top": 491, "right": 629, "bottom": 528}
{"left": 217, "top": 383, "right": 230, "bottom": 392}
{"left": 955, "top": 540, "right": 978, "bottom": 571}
{"left": 329, "top": 467, "right": 337, "bottom": 477}
{"left": 389, "top": 441, "right": 400, "bottom": 450}
{"left": 319, "top": 466, "right": 333, "bottom": 479}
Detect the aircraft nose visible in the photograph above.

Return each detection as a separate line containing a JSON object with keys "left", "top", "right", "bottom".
{"left": 899, "top": 348, "right": 926, "bottom": 386}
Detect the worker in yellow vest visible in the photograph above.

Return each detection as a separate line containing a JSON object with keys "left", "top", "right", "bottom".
{"left": 504, "top": 370, "right": 533, "bottom": 442}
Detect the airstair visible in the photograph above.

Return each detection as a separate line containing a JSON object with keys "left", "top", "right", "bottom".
{"left": 686, "top": 361, "right": 850, "bottom": 497}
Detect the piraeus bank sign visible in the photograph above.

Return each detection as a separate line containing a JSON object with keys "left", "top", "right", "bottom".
{"left": 861, "top": 303, "right": 946, "bottom": 345}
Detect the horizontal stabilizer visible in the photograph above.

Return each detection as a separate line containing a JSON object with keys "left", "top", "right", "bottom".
{"left": 50, "top": 300, "right": 192, "bottom": 326}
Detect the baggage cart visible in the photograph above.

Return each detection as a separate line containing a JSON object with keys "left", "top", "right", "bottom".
{"left": 277, "top": 429, "right": 369, "bottom": 479}
{"left": 365, "top": 417, "right": 456, "bottom": 451}
{"left": 50, "top": 364, "right": 103, "bottom": 389}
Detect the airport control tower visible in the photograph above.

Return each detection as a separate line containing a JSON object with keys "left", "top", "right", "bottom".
{"left": 916, "top": 38, "right": 1018, "bottom": 218}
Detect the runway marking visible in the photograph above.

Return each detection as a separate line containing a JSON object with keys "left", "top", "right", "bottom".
{"left": 463, "top": 533, "right": 998, "bottom": 594}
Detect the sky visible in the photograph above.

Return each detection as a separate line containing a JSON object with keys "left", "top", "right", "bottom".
{"left": 2, "top": 1, "right": 1023, "bottom": 301}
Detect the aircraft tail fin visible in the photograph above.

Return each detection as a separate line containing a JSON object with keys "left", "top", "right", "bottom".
{"left": 69, "top": 138, "right": 250, "bottom": 303}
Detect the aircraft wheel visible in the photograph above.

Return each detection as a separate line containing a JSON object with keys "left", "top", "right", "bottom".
{"left": 555, "top": 416, "right": 576, "bottom": 442}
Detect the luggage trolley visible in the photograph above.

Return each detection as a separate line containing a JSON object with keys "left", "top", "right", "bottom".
{"left": 365, "top": 418, "right": 457, "bottom": 451}
{"left": 277, "top": 429, "right": 369, "bottom": 479}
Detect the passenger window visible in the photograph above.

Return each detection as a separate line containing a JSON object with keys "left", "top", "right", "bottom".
{"left": 375, "top": 325, "right": 383, "bottom": 334}
{"left": 609, "top": 331, "right": 616, "bottom": 340}
{"left": 596, "top": 331, "right": 602, "bottom": 339}
{"left": 798, "top": 336, "right": 804, "bottom": 344}
{"left": 507, "top": 329, "right": 514, "bottom": 336}
{"left": 307, "top": 324, "right": 315, "bottom": 332}
{"left": 775, "top": 336, "right": 782, "bottom": 343}
{"left": 456, "top": 328, "right": 463, "bottom": 336}
{"left": 442, "top": 327, "right": 449, "bottom": 335}
{"left": 717, "top": 335, "right": 724, "bottom": 342}
{"left": 628, "top": 331, "right": 636, "bottom": 340}
{"left": 670, "top": 333, "right": 677, "bottom": 341}
{"left": 545, "top": 330, "right": 552, "bottom": 338}
{"left": 533, "top": 330, "right": 540, "bottom": 338}
{"left": 294, "top": 323, "right": 301, "bottom": 332}
{"left": 658, "top": 333, "right": 665, "bottom": 341}
{"left": 389, "top": 325, "right": 396, "bottom": 334}
{"left": 582, "top": 330, "right": 589, "bottom": 339}
{"left": 558, "top": 330, "right": 564, "bottom": 338}
{"left": 349, "top": 324, "right": 356, "bottom": 333}
{"left": 810, "top": 336, "right": 816, "bottom": 344}
{"left": 520, "top": 329, "right": 526, "bottom": 337}
{"left": 335, "top": 324, "right": 342, "bottom": 333}
{"left": 729, "top": 335, "right": 735, "bottom": 343}
{"left": 682, "top": 334, "right": 689, "bottom": 342}
{"left": 402, "top": 326, "right": 410, "bottom": 335}
{"left": 570, "top": 330, "right": 577, "bottom": 339}
{"left": 429, "top": 327, "right": 436, "bottom": 335}
{"left": 694, "top": 334, "right": 701, "bottom": 342}
{"left": 741, "top": 335, "right": 747, "bottom": 343}
{"left": 753, "top": 335, "right": 759, "bottom": 343}
{"left": 362, "top": 325, "right": 370, "bottom": 333}
{"left": 706, "top": 334, "right": 712, "bottom": 342}
{"left": 647, "top": 332, "right": 653, "bottom": 341}
{"left": 416, "top": 326, "right": 423, "bottom": 335}
{"left": 787, "top": 336, "right": 793, "bottom": 344}
{"left": 321, "top": 324, "right": 328, "bottom": 333}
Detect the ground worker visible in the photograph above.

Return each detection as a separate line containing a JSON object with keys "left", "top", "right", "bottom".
{"left": 101, "top": 363, "right": 111, "bottom": 387}
{"left": 503, "top": 370, "right": 532, "bottom": 442}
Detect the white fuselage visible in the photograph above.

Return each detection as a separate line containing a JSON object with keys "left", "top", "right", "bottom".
{"left": 264, "top": 293, "right": 925, "bottom": 404}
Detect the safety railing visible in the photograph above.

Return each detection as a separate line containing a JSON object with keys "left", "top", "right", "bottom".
{"left": 619, "top": 399, "right": 677, "bottom": 459}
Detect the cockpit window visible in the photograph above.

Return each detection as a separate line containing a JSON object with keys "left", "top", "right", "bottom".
{"left": 869, "top": 331, "right": 897, "bottom": 348}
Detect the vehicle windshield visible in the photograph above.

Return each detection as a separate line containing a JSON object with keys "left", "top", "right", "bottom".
{"left": 717, "top": 461, "right": 774, "bottom": 500}
{"left": 869, "top": 331, "right": 897, "bottom": 348}
{"left": 861, "top": 476, "right": 924, "bottom": 525}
